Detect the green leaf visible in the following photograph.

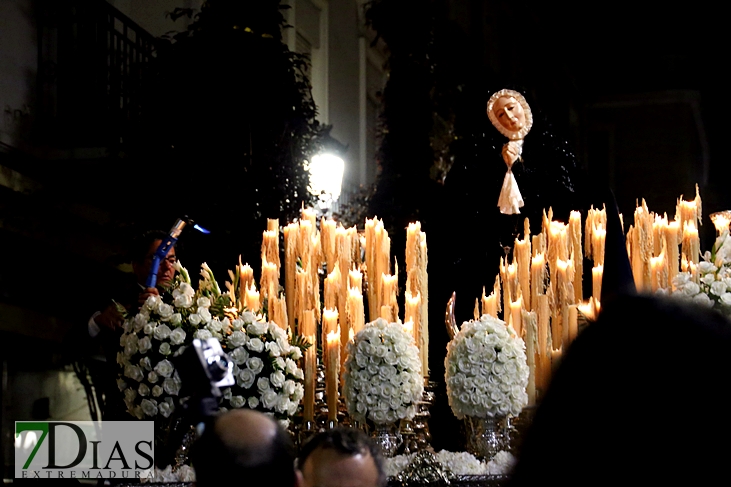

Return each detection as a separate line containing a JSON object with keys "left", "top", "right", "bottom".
{"left": 290, "top": 334, "right": 312, "bottom": 351}
{"left": 112, "top": 300, "right": 128, "bottom": 320}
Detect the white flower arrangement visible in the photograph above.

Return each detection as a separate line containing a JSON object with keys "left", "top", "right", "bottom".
{"left": 343, "top": 318, "right": 424, "bottom": 425}
{"left": 219, "top": 311, "right": 305, "bottom": 427}
{"left": 384, "top": 450, "right": 516, "bottom": 477}
{"left": 118, "top": 260, "right": 307, "bottom": 425}
{"left": 445, "top": 314, "right": 529, "bottom": 420}
{"left": 670, "top": 232, "right": 731, "bottom": 316}
{"left": 117, "top": 262, "right": 221, "bottom": 419}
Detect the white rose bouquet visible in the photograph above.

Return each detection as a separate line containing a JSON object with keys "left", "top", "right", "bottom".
{"left": 117, "top": 262, "right": 231, "bottom": 419}
{"left": 670, "top": 232, "right": 731, "bottom": 316}
{"left": 445, "top": 314, "right": 529, "bottom": 419}
{"left": 219, "top": 311, "right": 305, "bottom": 428}
{"left": 343, "top": 318, "right": 424, "bottom": 425}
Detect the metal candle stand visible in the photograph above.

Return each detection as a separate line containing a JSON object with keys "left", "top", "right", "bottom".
{"left": 401, "top": 379, "right": 437, "bottom": 453}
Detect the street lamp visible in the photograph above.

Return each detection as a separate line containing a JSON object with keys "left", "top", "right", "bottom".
{"left": 307, "top": 136, "right": 346, "bottom": 217}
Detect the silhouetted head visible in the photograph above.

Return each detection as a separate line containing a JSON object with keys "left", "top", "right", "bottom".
{"left": 298, "top": 427, "right": 386, "bottom": 487}
{"left": 509, "top": 293, "right": 731, "bottom": 486}
{"left": 190, "top": 409, "right": 299, "bottom": 487}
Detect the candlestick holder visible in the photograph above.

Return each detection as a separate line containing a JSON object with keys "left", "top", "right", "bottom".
{"left": 297, "top": 420, "right": 318, "bottom": 449}
{"left": 503, "top": 406, "right": 537, "bottom": 455}
{"left": 337, "top": 395, "right": 351, "bottom": 426}
{"left": 315, "top": 361, "right": 328, "bottom": 430}
{"left": 398, "top": 419, "right": 417, "bottom": 454}
{"left": 409, "top": 379, "right": 437, "bottom": 452}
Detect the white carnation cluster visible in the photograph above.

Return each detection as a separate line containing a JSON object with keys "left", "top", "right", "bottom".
{"left": 445, "top": 314, "right": 529, "bottom": 420}
{"left": 117, "top": 263, "right": 232, "bottom": 420}
{"left": 669, "top": 233, "right": 731, "bottom": 317}
{"left": 221, "top": 311, "right": 305, "bottom": 425}
{"left": 384, "top": 450, "right": 517, "bottom": 477}
{"left": 343, "top": 318, "right": 423, "bottom": 425}
{"left": 117, "top": 284, "right": 197, "bottom": 419}
{"left": 141, "top": 465, "right": 195, "bottom": 483}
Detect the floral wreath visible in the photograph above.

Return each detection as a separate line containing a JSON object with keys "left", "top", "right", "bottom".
{"left": 486, "top": 89, "right": 533, "bottom": 140}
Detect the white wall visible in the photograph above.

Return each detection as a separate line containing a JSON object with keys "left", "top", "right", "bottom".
{"left": 286, "top": 0, "right": 386, "bottom": 192}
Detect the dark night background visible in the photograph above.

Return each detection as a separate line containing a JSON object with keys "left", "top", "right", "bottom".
{"left": 0, "top": 0, "right": 726, "bottom": 469}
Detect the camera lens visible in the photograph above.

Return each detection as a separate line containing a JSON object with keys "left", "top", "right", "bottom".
{"left": 207, "top": 355, "right": 230, "bottom": 382}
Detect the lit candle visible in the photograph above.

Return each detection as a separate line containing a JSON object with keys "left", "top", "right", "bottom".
{"left": 550, "top": 348, "right": 562, "bottom": 375}
{"left": 665, "top": 220, "right": 680, "bottom": 290}
{"left": 514, "top": 236, "right": 531, "bottom": 313}
{"left": 682, "top": 221, "right": 700, "bottom": 264}
{"left": 403, "top": 320, "right": 414, "bottom": 337}
{"left": 405, "top": 223, "right": 429, "bottom": 378}
{"left": 269, "top": 294, "right": 288, "bottom": 330}
{"left": 380, "top": 273, "right": 398, "bottom": 322}
{"left": 301, "top": 207, "right": 317, "bottom": 228}
{"left": 283, "top": 223, "right": 298, "bottom": 331}
{"left": 510, "top": 297, "right": 523, "bottom": 338}
{"left": 536, "top": 294, "right": 550, "bottom": 398}
{"left": 377, "top": 224, "right": 391, "bottom": 310}
{"left": 569, "top": 211, "right": 583, "bottom": 302}
{"left": 637, "top": 201, "right": 654, "bottom": 289}
{"left": 238, "top": 261, "right": 254, "bottom": 306}
{"left": 295, "top": 271, "right": 308, "bottom": 332}
{"left": 549, "top": 221, "right": 569, "bottom": 262}
{"left": 522, "top": 310, "right": 537, "bottom": 407}
{"left": 298, "top": 219, "right": 313, "bottom": 267}
{"left": 404, "top": 291, "right": 421, "bottom": 341}
{"left": 260, "top": 258, "right": 279, "bottom": 302}
{"left": 321, "top": 217, "right": 337, "bottom": 272}
{"left": 553, "top": 260, "right": 569, "bottom": 350}
{"left": 302, "top": 310, "right": 317, "bottom": 423}
{"left": 577, "top": 300, "right": 594, "bottom": 322}
{"left": 277, "top": 295, "right": 289, "bottom": 332}
{"left": 364, "top": 219, "right": 377, "bottom": 320}
{"left": 568, "top": 304, "right": 578, "bottom": 345}
{"left": 652, "top": 215, "right": 668, "bottom": 257}
{"left": 711, "top": 211, "right": 731, "bottom": 236}
{"left": 311, "top": 232, "right": 322, "bottom": 323}
{"left": 592, "top": 265, "right": 603, "bottom": 303}
{"left": 324, "top": 264, "right": 341, "bottom": 310}
{"left": 245, "top": 282, "right": 260, "bottom": 314}
{"left": 482, "top": 286, "right": 498, "bottom": 318}
{"left": 500, "top": 258, "right": 511, "bottom": 324}
{"left": 335, "top": 225, "right": 352, "bottom": 325}
{"left": 532, "top": 232, "right": 546, "bottom": 257}
{"left": 326, "top": 328, "right": 341, "bottom": 422}
{"left": 405, "top": 222, "right": 421, "bottom": 280}
{"left": 262, "top": 229, "right": 280, "bottom": 273}
{"left": 689, "top": 261, "right": 699, "bottom": 283}
{"left": 593, "top": 228, "right": 606, "bottom": 267}
{"left": 322, "top": 308, "right": 339, "bottom": 355}
{"left": 591, "top": 296, "right": 601, "bottom": 318}
{"left": 349, "top": 266, "right": 363, "bottom": 292}
{"left": 418, "top": 230, "right": 429, "bottom": 378}
{"left": 650, "top": 249, "right": 668, "bottom": 292}
{"left": 380, "top": 305, "right": 393, "bottom": 321}
{"left": 493, "top": 275, "right": 502, "bottom": 317}
{"left": 530, "top": 253, "right": 546, "bottom": 312}
{"left": 347, "top": 287, "right": 365, "bottom": 336}
{"left": 677, "top": 191, "right": 700, "bottom": 234}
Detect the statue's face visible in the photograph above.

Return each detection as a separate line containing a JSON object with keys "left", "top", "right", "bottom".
{"left": 492, "top": 96, "right": 526, "bottom": 133}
